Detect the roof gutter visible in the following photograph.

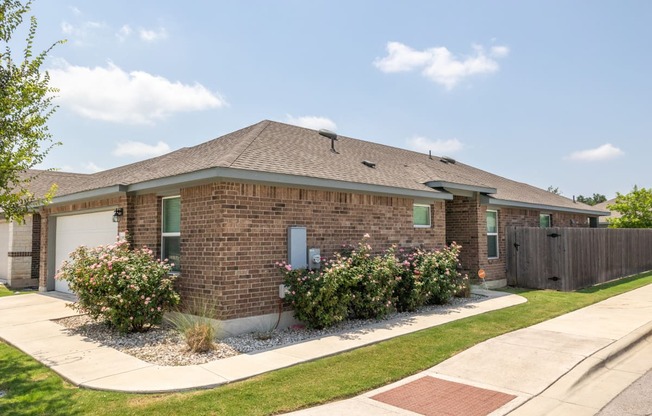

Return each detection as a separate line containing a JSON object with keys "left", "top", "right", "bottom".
{"left": 55, "top": 168, "right": 453, "bottom": 202}
{"left": 480, "top": 195, "right": 610, "bottom": 216}
{"left": 49, "top": 185, "right": 129, "bottom": 206}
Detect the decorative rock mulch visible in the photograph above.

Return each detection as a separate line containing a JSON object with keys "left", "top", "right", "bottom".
{"left": 54, "top": 294, "right": 481, "bottom": 367}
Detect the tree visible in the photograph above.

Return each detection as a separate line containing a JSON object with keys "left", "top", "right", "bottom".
{"left": 1, "top": 0, "right": 63, "bottom": 222}
{"left": 576, "top": 193, "right": 607, "bottom": 206}
{"left": 607, "top": 186, "right": 652, "bottom": 228}
{"left": 547, "top": 186, "right": 562, "bottom": 195}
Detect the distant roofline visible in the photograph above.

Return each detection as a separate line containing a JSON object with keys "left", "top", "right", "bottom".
{"left": 425, "top": 181, "right": 497, "bottom": 195}
{"left": 481, "top": 196, "right": 609, "bottom": 216}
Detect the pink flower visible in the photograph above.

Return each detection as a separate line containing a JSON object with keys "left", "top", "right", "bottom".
{"left": 285, "top": 264, "right": 292, "bottom": 271}
{"left": 363, "top": 233, "right": 370, "bottom": 239}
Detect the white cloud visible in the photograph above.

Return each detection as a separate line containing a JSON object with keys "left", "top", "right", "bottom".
{"left": 69, "top": 6, "right": 82, "bottom": 16}
{"left": 82, "top": 162, "right": 104, "bottom": 173}
{"left": 60, "top": 20, "right": 106, "bottom": 42}
{"left": 116, "top": 24, "right": 132, "bottom": 42}
{"left": 567, "top": 143, "right": 624, "bottom": 162}
{"left": 374, "top": 42, "right": 509, "bottom": 89}
{"left": 407, "top": 136, "right": 464, "bottom": 155}
{"left": 491, "top": 45, "right": 510, "bottom": 58}
{"left": 139, "top": 27, "right": 168, "bottom": 42}
{"left": 49, "top": 60, "right": 227, "bottom": 124}
{"left": 285, "top": 115, "right": 337, "bottom": 131}
{"left": 113, "top": 141, "right": 171, "bottom": 158}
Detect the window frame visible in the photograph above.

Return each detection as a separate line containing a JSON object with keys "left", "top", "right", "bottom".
{"left": 486, "top": 209, "right": 499, "bottom": 259}
{"left": 161, "top": 195, "right": 181, "bottom": 272}
{"left": 413, "top": 203, "right": 432, "bottom": 228}
{"left": 539, "top": 213, "right": 552, "bottom": 228}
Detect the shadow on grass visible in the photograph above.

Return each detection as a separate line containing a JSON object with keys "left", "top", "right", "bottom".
{"left": 0, "top": 342, "right": 82, "bottom": 416}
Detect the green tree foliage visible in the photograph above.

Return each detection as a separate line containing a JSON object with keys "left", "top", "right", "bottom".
{"left": 1, "top": 0, "right": 63, "bottom": 222}
{"left": 607, "top": 186, "right": 652, "bottom": 228}
{"left": 576, "top": 193, "right": 607, "bottom": 206}
{"left": 547, "top": 186, "right": 562, "bottom": 195}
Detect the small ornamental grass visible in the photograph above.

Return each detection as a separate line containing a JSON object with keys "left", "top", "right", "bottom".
{"left": 277, "top": 235, "right": 468, "bottom": 329}
{"left": 56, "top": 239, "right": 180, "bottom": 333}
{"left": 165, "top": 300, "right": 220, "bottom": 353}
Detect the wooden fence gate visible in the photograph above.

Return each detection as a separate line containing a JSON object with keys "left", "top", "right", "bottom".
{"left": 506, "top": 227, "right": 652, "bottom": 291}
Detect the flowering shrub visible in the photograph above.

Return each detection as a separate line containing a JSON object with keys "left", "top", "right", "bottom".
{"left": 417, "top": 243, "right": 466, "bottom": 305}
{"left": 277, "top": 262, "right": 349, "bottom": 329}
{"left": 277, "top": 235, "right": 469, "bottom": 329}
{"left": 57, "top": 239, "right": 180, "bottom": 333}
{"left": 392, "top": 247, "right": 429, "bottom": 312}
{"left": 328, "top": 236, "right": 396, "bottom": 320}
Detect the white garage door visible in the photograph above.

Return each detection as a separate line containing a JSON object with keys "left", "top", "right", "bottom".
{"left": 55, "top": 211, "right": 118, "bottom": 294}
{"left": 0, "top": 222, "right": 8, "bottom": 281}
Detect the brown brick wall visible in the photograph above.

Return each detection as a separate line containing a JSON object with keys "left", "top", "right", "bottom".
{"left": 445, "top": 195, "right": 482, "bottom": 274}
{"left": 175, "top": 181, "right": 447, "bottom": 320}
{"left": 31, "top": 213, "right": 41, "bottom": 280}
{"left": 126, "top": 194, "right": 161, "bottom": 254}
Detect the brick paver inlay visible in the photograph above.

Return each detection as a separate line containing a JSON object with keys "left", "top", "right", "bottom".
{"left": 371, "top": 376, "right": 516, "bottom": 416}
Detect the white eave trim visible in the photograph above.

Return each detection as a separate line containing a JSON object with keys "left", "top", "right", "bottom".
{"left": 480, "top": 195, "right": 609, "bottom": 216}
{"left": 49, "top": 185, "right": 128, "bottom": 205}
{"left": 53, "top": 168, "right": 453, "bottom": 203}
{"left": 425, "top": 181, "right": 497, "bottom": 195}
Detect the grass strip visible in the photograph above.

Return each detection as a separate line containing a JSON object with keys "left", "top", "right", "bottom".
{"left": 1, "top": 272, "right": 651, "bottom": 416}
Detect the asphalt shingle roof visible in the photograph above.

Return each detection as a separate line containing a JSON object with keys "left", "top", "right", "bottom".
{"left": 39, "top": 120, "right": 599, "bottom": 213}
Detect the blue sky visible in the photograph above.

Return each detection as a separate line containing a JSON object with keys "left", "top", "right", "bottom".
{"left": 25, "top": 1, "right": 652, "bottom": 199}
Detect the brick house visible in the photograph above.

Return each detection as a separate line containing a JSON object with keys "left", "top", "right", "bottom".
{"left": 0, "top": 171, "right": 87, "bottom": 289}
{"left": 29, "top": 120, "right": 605, "bottom": 333}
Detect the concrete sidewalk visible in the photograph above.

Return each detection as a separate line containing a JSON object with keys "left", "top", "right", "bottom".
{"left": 0, "top": 288, "right": 523, "bottom": 393}
{"left": 288, "top": 283, "right": 652, "bottom": 416}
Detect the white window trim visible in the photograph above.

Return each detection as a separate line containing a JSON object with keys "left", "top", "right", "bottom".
{"left": 161, "top": 196, "right": 181, "bottom": 271}
{"left": 413, "top": 203, "right": 432, "bottom": 228}
{"left": 487, "top": 209, "right": 499, "bottom": 259}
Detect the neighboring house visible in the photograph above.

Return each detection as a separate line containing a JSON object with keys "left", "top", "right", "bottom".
{"left": 34, "top": 121, "right": 606, "bottom": 333}
{"left": 594, "top": 199, "right": 620, "bottom": 227}
{"left": 0, "top": 171, "right": 88, "bottom": 289}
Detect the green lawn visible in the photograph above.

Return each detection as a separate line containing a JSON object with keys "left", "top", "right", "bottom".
{"left": 0, "top": 284, "right": 23, "bottom": 297}
{"left": 1, "top": 272, "right": 651, "bottom": 416}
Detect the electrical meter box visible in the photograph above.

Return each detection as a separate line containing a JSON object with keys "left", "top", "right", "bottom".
{"left": 308, "top": 248, "right": 321, "bottom": 270}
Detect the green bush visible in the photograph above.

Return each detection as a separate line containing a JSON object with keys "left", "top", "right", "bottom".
{"left": 392, "top": 247, "right": 430, "bottom": 312}
{"left": 333, "top": 237, "right": 396, "bottom": 320}
{"left": 57, "top": 239, "right": 180, "bottom": 333}
{"left": 418, "top": 243, "right": 466, "bottom": 305}
{"left": 278, "top": 236, "right": 469, "bottom": 329}
{"left": 278, "top": 262, "right": 350, "bottom": 329}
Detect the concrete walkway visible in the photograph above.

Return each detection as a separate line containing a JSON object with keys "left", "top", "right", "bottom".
{"left": 0, "top": 288, "right": 523, "bottom": 393}
{"left": 288, "top": 283, "right": 652, "bottom": 416}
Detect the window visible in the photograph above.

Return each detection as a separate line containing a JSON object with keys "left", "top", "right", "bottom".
{"left": 413, "top": 204, "right": 431, "bottom": 227}
{"left": 162, "top": 196, "right": 181, "bottom": 272}
{"left": 539, "top": 213, "right": 552, "bottom": 228}
{"left": 486, "top": 210, "right": 498, "bottom": 259}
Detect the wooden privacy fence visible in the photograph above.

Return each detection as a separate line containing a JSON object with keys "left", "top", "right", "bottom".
{"left": 506, "top": 227, "right": 652, "bottom": 291}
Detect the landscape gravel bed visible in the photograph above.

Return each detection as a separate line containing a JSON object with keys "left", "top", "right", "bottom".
{"left": 54, "top": 294, "right": 482, "bottom": 367}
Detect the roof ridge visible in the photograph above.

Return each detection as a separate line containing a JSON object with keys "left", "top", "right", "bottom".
{"left": 225, "top": 120, "right": 271, "bottom": 167}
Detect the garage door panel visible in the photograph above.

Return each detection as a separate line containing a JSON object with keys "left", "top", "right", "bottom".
{"left": 55, "top": 211, "right": 118, "bottom": 294}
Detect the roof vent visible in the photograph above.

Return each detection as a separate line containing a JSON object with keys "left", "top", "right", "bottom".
{"left": 362, "top": 160, "right": 376, "bottom": 168}
{"left": 440, "top": 156, "right": 456, "bottom": 164}
{"left": 318, "top": 129, "right": 339, "bottom": 154}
